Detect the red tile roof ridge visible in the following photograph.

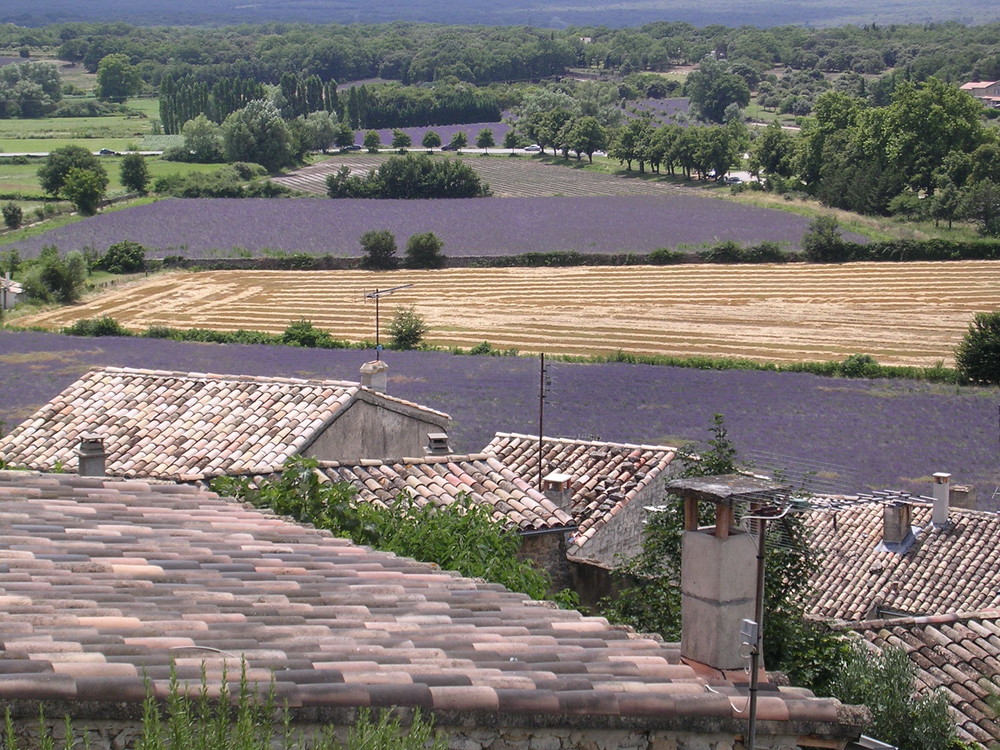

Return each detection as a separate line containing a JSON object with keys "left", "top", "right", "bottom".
{"left": 834, "top": 609, "right": 1000, "bottom": 631}
{"left": 94, "top": 365, "right": 360, "bottom": 390}
{"left": 487, "top": 432, "right": 679, "bottom": 453}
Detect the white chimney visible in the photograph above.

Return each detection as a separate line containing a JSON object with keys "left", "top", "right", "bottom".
{"left": 359, "top": 360, "right": 389, "bottom": 393}
{"left": 932, "top": 472, "right": 951, "bottom": 526}
{"left": 77, "top": 434, "right": 106, "bottom": 477}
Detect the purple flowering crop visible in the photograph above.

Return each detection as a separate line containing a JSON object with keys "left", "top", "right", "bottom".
{"left": 1, "top": 330, "right": 997, "bottom": 504}
{"left": 4, "top": 197, "right": 865, "bottom": 258}
{"left": 369, "top": 121, "right": 511, "bottom": 148}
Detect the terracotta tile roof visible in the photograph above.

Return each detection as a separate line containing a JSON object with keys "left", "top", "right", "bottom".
{"left": 0, "top": 366, "right": 448, "bottom": 481}
{"left": 803, "top": 501, "right": 1000, "bottom": 622}
{"left": 313, "top": 454, "right": 574, "bottom": 533}
{"left": 484, "top": 433, "right": 676, "bottom": 554}
{"left": 0, "top": 470, "right": 864, "bottom": 740}
{"left": 840, "top": 611, "right": 1000, "bottom": 745}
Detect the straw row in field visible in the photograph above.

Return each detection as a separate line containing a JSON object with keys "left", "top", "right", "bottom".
{"left": 18, "top": 261, "right": 1000, "bottom": 367}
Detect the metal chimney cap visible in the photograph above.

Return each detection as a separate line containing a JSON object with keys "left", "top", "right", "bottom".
{"left": 933, "top": 472, "right": 952, "bottom": 482}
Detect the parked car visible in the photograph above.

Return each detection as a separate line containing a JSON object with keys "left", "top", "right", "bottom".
{"left": 725, "top": 175, "right": 742, "bottom": 184}
{"left": 340, "top": 144, "right": 362, "bottom": 152}
{"left": 524, "top": 144, "right": 541, "bottom": 152}
{"left": 440, "top": 144, "right": 459, "bottom": 151}
{"left": 98, "top": 148, "right": 118, "bottom": 155}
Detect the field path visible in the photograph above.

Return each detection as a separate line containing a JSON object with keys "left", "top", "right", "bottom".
{"left": 17, "top": 261, "right": 1000, "bottom": 367}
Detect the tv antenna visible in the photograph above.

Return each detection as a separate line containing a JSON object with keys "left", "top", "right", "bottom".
{"left": 363, "top": 284, "right": 413, "bottom": 360}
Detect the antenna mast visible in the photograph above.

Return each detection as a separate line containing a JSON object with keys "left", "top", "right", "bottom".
{"left": 538, "top": 352, "right": 547, "bottom": 490}
{"left": 363, "top": 284, "right": 414, "bottom": 361}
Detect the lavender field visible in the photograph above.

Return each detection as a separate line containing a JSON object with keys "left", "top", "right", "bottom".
{"left": 369, "top": 120, "right": 511, "bottom": 148}
{"left": 3, "top": 196, "right": 864, "bottom": 258}
{"left": 1, "top": 330, "right": 997, "bottom": 504}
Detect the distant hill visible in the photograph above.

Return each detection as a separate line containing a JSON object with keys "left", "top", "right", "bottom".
{"left": 2, "top": 0, "right": 999, "bottom": 28}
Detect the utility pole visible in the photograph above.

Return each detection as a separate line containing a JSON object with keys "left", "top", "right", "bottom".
{"left": 363, "top": 284, "right": 413, "bottom": 361}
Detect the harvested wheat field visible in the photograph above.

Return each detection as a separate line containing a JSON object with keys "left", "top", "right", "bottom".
{"left": 18, "top": 261, "right": 1000, "bottom": 366}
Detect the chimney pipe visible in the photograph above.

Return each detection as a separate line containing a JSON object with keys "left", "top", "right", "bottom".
{"left": 77, "top": 434, "right": 106, "bottom": 477}
{"left": 359, "top": 360, "right": 389, "bottom": 393}
{"left": 932, "top": 472, "right": 951, "bottom": 526}
{"left": 426, "top": 432, "right": 450, "bottom": 456}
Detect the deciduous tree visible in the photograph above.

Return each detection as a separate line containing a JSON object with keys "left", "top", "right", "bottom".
{"left": 359, "top": 229, "right": 397, "bottom": 270}
{"left": 405, "top": 232, "right": 445, "bottom": 268}
{"left": 955, "top": 311, "right": 1000, "bottom": 384}
{"left": 62, "top": 167, "right": 108, "bottom": 215}
{"left": 221, "top": 99, "right": 293, "bottom": 172}
{"left": 95, "top": 53, "right": 142, "bottom": 103}
{"left": 38, "top": 145, "right": 105, "bottom": 198}
{"left": 119, "top": 153, "right": 150, "bottom": 194}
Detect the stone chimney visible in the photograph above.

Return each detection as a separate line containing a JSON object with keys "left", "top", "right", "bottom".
{"left": 77, "top": 434, "right": 106, "bottom": 477}
{"left": 932, "top": 472, "right": 951, "bottom": 526}
{"left": 882, "top": 502, "right": 912, "bottom": 545}
{"left": 542, "top": 471, "right": 573, "bottom": 512}
{"left": 667, "top": 474, "right": 786, "bottom": 671}
{"left": 359, "top": 359, "right": 389, "bottom": 393}
{"left": 950, "top": 484, "right": 976, "bottom": 510}
{"left": 426, "top": 432, "right": 450, "bottom": 456}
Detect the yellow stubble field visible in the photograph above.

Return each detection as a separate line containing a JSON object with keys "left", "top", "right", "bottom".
{"left": 16, "top": 260, "right": 1000, "bottom": 367}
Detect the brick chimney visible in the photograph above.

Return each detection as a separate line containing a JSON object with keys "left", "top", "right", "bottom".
{"left": 77, "top": 434, "right": 106, "bottom": 477}
{"left": 359, "top": 360, "right": 389, "bottom": 393}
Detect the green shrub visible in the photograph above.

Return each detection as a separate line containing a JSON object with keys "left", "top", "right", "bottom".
{"left": 700, "top": 241, "right": 744, "bottom": 263}
{"left": 388, "top": 305, "right": 427, "bottom": 349}
{"left": 802, "top": 215, "right": 848, "bottom": 263}
{"left": 64, "top": 316, "right": 132, "bottom": 337}
{"left": 21, "top": 246, "right": 87, "bottom": 304}
{"left": 404, "top": 232, "right": 446, "bottom": 269}
{"left": 213, "top": 456, "right": 551, "bottom": 600}
{"left": 838, "top": 353, "right": 882, "bottom": 378}
{"left": 359, "top": 229, "right": 398, "bottom": 270}
{"left": 282, "top": 319, "right": 337, "bottom": 348}
{"left": 742, "top": 241, "right": 789, "bottom": 263}
{"left": 647, "top": 248, "right": 686, "bottom": 264}
{"left": 99, "top": 240, "right": 146, "bottom": 274}
{"left": 2, "top": 202, "right": 22, "bottom": 229}
{"left": 470, "top": 341, "right": 495, "bottom": 355}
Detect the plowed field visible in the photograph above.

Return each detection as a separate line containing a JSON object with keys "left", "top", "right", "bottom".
{"left": 18, "top": 261, "right": 1000, "bottom": 366}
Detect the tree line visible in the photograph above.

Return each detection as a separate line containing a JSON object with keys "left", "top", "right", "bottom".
{"left": 5, "top": 19, "right": 1000, "bottom": 90}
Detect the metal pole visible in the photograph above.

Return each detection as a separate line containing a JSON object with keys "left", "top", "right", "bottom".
{"left": 374, "top": 290, "right": 380, "bottom": 360}
{"left": 538, "top": 352, "right": 544, "bottom": 491}
{"left": 747, "top": 516, "right": 767, "bottom": 750}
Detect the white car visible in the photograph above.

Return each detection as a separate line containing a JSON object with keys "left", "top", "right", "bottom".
{"left": 524, "top": 144, "right": 541, "bottom": 152}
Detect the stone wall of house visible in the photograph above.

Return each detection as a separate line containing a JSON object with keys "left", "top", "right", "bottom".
{"left": 305, "top": 400, "right": 445, "bottom": 462}
{"left": 518, "top": 529, "right": 572, "bottom": 591}
{"left": 581, "top": 477, "right": 671, "bottom": 570}
{"left": 4, "top": 713, "right": 817, "bottom": 750}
